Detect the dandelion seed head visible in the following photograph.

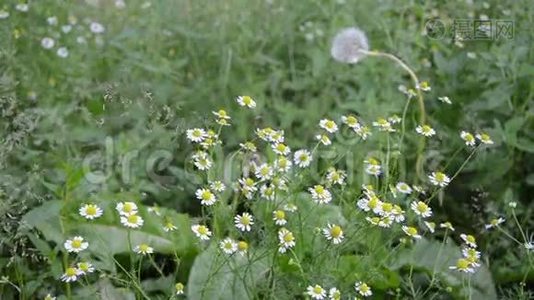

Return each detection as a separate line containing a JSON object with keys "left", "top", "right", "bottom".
{"left": 330, "top": 27, "right": 369, "bottom": 64}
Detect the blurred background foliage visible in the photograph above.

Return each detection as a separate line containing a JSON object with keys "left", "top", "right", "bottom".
{"left": 0, "top": 0, "right": 533, "bottom": 298}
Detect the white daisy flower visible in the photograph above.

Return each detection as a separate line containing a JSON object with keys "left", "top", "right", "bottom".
{"left": 79, "top": 203, "right": 103, "bottom": 220}
{"left": 209, "top": 180, "right": 226, "bottom": 192}
{"left": 440, "top": 222, "right": 455, "bottom": 231}
{"left": 416, "top": 81, "right": 431, "bottom": 92}
{"left": 234, "top": 213, "right": 254, "bottom": 232}
{"left": 416, "top": 125, "right": 436, "bottom": 137}
{"left": 283, "top": 203, "right": 298, "bottom": 212}
{"left": 273, "top": 210, "right": 287, "bottom": 226}
{"left": 89, "top": 22, "right": 105, "bottom": 34}
{"left": 341, "top": 115, "right": 360, "bottom": 129}
{"left": 424, "top": 221, "right": 436, "bottom": 233}
{"left": 476, "top": 132, "right": 494, "bottom": 145}
{"left": 61, "top": 267, "right": 82, "bottom": 282}
{"left": 294, "top": 149, "right": 312, "bottom": 168}
{"left": 460, "top": 233, "right": 477, "bottom": 248}
{"left": 460, "top": 131, "right": 476, "bottom": 146}
{"left": 219, "top": 237, "right": 238, "bottom": 254}
{"left": 116, "top": 202, "right": 138, "bottom": 216}
{"left": 41, "top": 37, "right": 55, "bottom": 49}
{"left": 186, "top": 128, "right": 207, "bottom": 143}
{"left": 395, "top": 182, "right": 412, "bottom": 194}
{"left": 56, "top": 47, "right": 69, "bottom": 58}
{"left": 330, "top": 27, "right": 369, "bottom": 64}
{"left": 195, "top": 188, "right": 217, "bottom": 206}
{"left": 319, "top": 119, "right": 338, "bottom": 133}
{"left": 239, "top": 141, "right": 257, "bottom": 152}
{"left": 372, "top": 118, "right": 395, "bottom": 132}
{"left": 255, "top": 163, "right": 273, "bottom": 180}
{"left": 272, "top": 143, "right": 291, "bottom": 156}
{"left": 315, "top": 134, "right": 332, "bottom": 146}
{"left": 328, "top": 287, "right": 341, "bottom": 300}
{"left": 462, "top": 247, "right": 481, "bottom": 260}
{"left": 364, "top": 158, "right": 381, "bottom": 176}
{"left": 323, "top": 224, "right": 344, "bottom": 244}
{"left": 163, "top": 222, "right": 177, "bottom": 232}
{"left": 411, "top": 201, "right": 432, "bottom": 218}
{"left": 402, "top": 226, "right": 422, "bottom": 239}
{"left": 191, "top": 224, "right": 212, "bottom": 240}
{"left": 449, "top": 258, "right": 475, "bottom": 273}
{"left": 275, "top": 156, "right": 292, "bottom": 172}
{"left": 44, "top": 294, "right": 56, "bottom": 300}
{"left": 354, "top": 281, "right": 372, "bottom": 297}
{"left": 134, "top": 243, "right": 154, "bottom": 255}
{"left": 193, "top": 153, "right": 213, "bottom": 170}
{"left": 64, "top": 236, "right": 89, "bottom": 253}
{"left": 438, "top": 96, "right": 452, "bottom": 104}
{"left": 236, "top": 95, "right": 256, "bottom": 108}
{"left": 485, "top": 217, "right": 505, "bottom": 230}
{"left": 355, "top": 125, "right": 372, "bottom": 140}
{"left": 388, "top": 115, "right": 402, "bottom": 124}
{"left": 326, "top": 168, "right": 346, "bottom": 185}
{"left": 306, "top": 284, "right": 327, "bottom": 299}
{"left": 237, "top": 240, "right": 249, "bottom": 256}
{"left": 429, "top": 172, "right": 451, "bottom": 187}
{"left": 308, "top": 185, "right": 332, "bottom": 204}
{"left": 277, "top": 228, "right": 295, "bottom": 253}
{"left": 260, "top": 184, "right": 276, "bottom": 201}
{"left": 120, "top": 214, "right": 144, "bottom": 228}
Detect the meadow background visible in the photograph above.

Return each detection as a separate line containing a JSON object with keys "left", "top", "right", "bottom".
{"left": 0, "top": 0, "right": 533, "bottom": 299}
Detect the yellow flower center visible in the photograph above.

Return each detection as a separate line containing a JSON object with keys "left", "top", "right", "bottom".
{"left": 435, "top": 172, "right": 445, "bottom": 181}
{"left": 382, "top": 202, "right": 393, "bottom": 213}
{"left": 86, "top": 206, "right": 97, "bottom": 215}
{"left": 123, "top": 203, "right": 133, "bottom": 213}
{"left": 368, "top": 196, "right": 379, "bottom": 209}
{"left": 456, "top": 258, "right": 470, "bottom": 269}
{"left": 241, "top": 216, "right": 251, "bottom": 225}
{"left": 407, "top": 227, "right": 418, "bottom": 236}
{"left": 346, "top": 115, "right": 358, "bottom": 125}
{"left": 245, "top": 178, "right": 254, "bottom": 186}
{"left": 127, "top": 215, "right": 138, "bottom": 224}
{"left": 283, "top": 232, "right": 294, "bottom": 243}
{"left": 198, "top": 226, "right": 208, "bottom": 235}
{"left": 274, "top": 210, "right": 285, "bottom": 220}
{"left": 359, "top": 283, "right": 370, "bottom": 293}
{"left": 139, "top": 244, "right": 150, "bottom": 252}
{"left": 325, "top": 121, "right": 335, "bottom": 129}
{"left": 466, "top": 235, "right": 476, "bottom": 244}
{"left": 299, "top": 154, "right": 308, "bottom": 161}
{"left": 72, "top": 239, "right": 82, "bottom": 248}
{"left": 242, "top": 96, "right": 252, "bottom": 105}
{"left": 314, "top": 185, "right": 324, "bottom": 194}
{"left": 78, "top": 262, "right": 89, "bottom": 271}
{"left": 238, "top": 241, "right": 248, "bottom": 251}
{"left": 201, "top": 191, "right": 213, "bottom": 200}
{"left": 276, "top": 144, "right": 286, "bottom": 152}
{"left": 175, "top": 282, "right": 184, "bottom": 291}
{"left": 330, "top": 225, "right": 342, "bottom": 238}
{"left": 417, "top": 202, "right": 429, "bottom": 213}
{"left": 313, "top": 285, "right": 323, "bottom": 294}
{"left": 66, "top": 267, "right": 78, "bottom": 277}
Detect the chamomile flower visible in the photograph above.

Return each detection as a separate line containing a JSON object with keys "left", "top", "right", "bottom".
{"left": 391, "top": 205, "right": 406, "bottom": 222}
{"left": 191, "top": 224, "right": 212, "bottom": 240}
{"left": 429, "top": 172, "right": 450, "bottom": 187}
{"left": 449, "top": 258, "right": 474, "bottom": 273}
{"left": 235, "top": 213, "right": 254, "bottom": 232}
{"left": 186, "top": 128, "right": 207, "bottom": 143}
{"left": 294, "top": 149, "right": 312, "bottom": 168}
{"left": 283, "top": 203, "right": 298, "bottom": 212}
{"left": 76, "top": 261, "right": 95, "bottom": 274}
{"left": 476, "top": 132, "right": 494, "bottom": 145}
{"left": 309, "top": 185, "right": 332, "bottom": 204}
{"left": 219, "top": 237, "right": 238, "bottom": 255}
{"left": 255, "top": 163, "right": 273, "bottom": 180}
{"left": 41, "top": 37, "right": 55, "bottom": 49}
{"left": 147, "top": 206, "right": 161, "bottom": 216}
{"left": 212, "top": 109, "right": 231, "bottom": 125}
{"left": 330, "top": 27, "right": 369, "bottom": 64}
{"left": 64, "top": 236, "right": 89, "bottom": 253}
{"left": 260, "top": 184, "right": 276, "bottom": 201}
{"left": 61, "top": 267, "right": 82, "bottom": 282}
{"left": 411, "top": 201, "right": 433, "bottom": 218}
{"left": 275, "top": 156, "right": 292, "bottom": 172}
{"left": 416, "top": 81, "right": 431, "bottom": 91}
{"left": 357, "top": 195, "right": 382, "bottom": 213}
{"left": 372, "top": 118, "right": 394, "bottom": 132}
{"left": 209, "top": 180, "right": 226, "bottom": 192}
{"left": 402, "top": 226, "right": 422, "bottom": 239}
{"left": 316, "top": 134, "right": 332, "bottom": 146}
{"left": 416, "top": 125, "right": 436, "bottom": 137}
{"left": 120, "top": 214, "right": 144, "bottom": 228}
{"left": 44, "top": 294, "right": 56, "bottom": 300}
{"left": 440, "top": 222, "right": 455, "bottom": 231}
{"left": 239, "top": 177, "right": 257, "bottom": 195}
{"left": 462, "top": 247, "right": 481, "bottom": 260}
{"left": 341, "top": 115, "right": 360, "bottom": 129}
{"left": 460, "top": 234, "right": 477, "bottom": 248}
{"left": 270, "top": 143, "right": 289, "bottom": 156}
{"left": 195, "top": 188, "right": 217, "bottom": 206}
{"left": 89, "top": 22, "right": 105, "bottom": 34}
{"left": 134, "top": 243, "right": 153, "bottom": 255}
{"left": 364, "top": 158, "right": 381, "bottom": 176}
{"left": 15, "top": 3, "right": 29, "bottom": 12}
{"left": 273, "top": 210, "right": 287, "bottom": 226}
{"left": 323, "top": 224, "right": 344, "bottom": 244}
{"left": 326, "top": 168, "right": 346, "bottom": 185}
{"left": 278, "top": 228, "right": 295, "bottom": 253}
{"left": 366, "top": 216, "right": 380, "bottom": 226}
{"left": 355, "top": 125, "right": 371, "bottom": 140}
{"left": 438, "top": 96, "right": 452, "bottom": 104}
{"left": 328, "top": 287, "right": 341, "bottom": 300}
{"left": 79, "top": 203, "right": 103, "bottom": 220}
{"left": 388, "top": 115, "right": 402, "bottom": 124}
{"left": 354, "top": 281, "right": 372, "bottom": 297}
{"left": 175, "top": 282, "right": 185, "bottom": 295}
{"left": 319, "top": 119, "right": 338, "bottom": 133}
{"left": 485, "top": 217, "right": 505, "bottom": 230}
{"left": 116, "top": 201, "right": 138, "bottom": 216}
{"left": 56, "top": 47, "right": 69, "bottom": 58}
{"left": 460, "top": 131, "right": 476, "bottom": 146}
{"left": 163, "top": 221, "right": 177, "bottom": 232}
{"left": 306, "top": 284, "right": 327, "bottom": 299}
{"left": 239, "top": 141, "right": 257, "bottom": 152}
{"left": 424, "top": 221, "right": 436, "bottom": 233}
{"left": 396, "top": 182, "right": 412, "bottom": 194}
{"left": 524, "top": 242, "right": 534, "bottom": 251}
{"left": 236, "top": 95, "right": 256, "bottom": 108}
{"left": 237, "top": 240, "right": 249, "bottom": 255}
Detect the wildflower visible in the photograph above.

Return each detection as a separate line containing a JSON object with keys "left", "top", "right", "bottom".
{"left": 283, "top": 203, "right": 298, "bottom": 212}
{"left": 191, "top": 224, "right": 212, "bottom": 240}
{"left": 388, "top": 115, "right": 402, "bottom": 124}
{"left": 438, "top": 96, "right": 452, "bottom": 104}
{"left": 294, "top": 149, "right": 312, "bottom": 168}
{"left": 378, "top": 216, "right": 394, "bottom": 228}
{"left": 396, "top": 182, "right": 412, "bottom": 194}
{"left": 79, "top": 204, "right": 103, "bottom": 220}
{"left": 76, "top": 261, "right": 95, "bottom": 274}
{"left": 275, "top": 156, "right": 292, "bottom": 172}
{"left": 271, "top": 143, "right": 290, "bottom": 156}
{"left": 460, "top": 234, "right": 477, "bottom": 248}
{"left": 402, "top": 226, "right": 422, "bottom": 239}
{"left": 175, "top": 282, "right": 185, "bottom": 295}
{"left": 41, "top": 37, "right": 55, "bottom": 49}
{"left": 391, "top": 205, "right": 406, "bottom": 222}
{"left": 236, "top": 96, "right": 256, "bottom": 108}
{"left": 319, "top": 119, "right": 338, "bottom": 133}
{"left": 186, "top": 128, "right": 207, "bottom": 143}
{"left": 462, "top": 248, "right": 481, "bottom": 260}
{"left": 89, "top": 22, "right": 105, "bottom": 34}
{"left": 416, "top": 125, "right": 436, "bottom": 137}
{"left": 306, "top": 284, "right": 326, "bottom": 299}
{"left": 239, "top": 141, "right": 257, "bottom": 152}
{"left": 524, "top": 242, "right": 534, "bottom": 251}
{"left": 239, "top": 177, "right": 257, "bottom": 197}
{"left": 424, "top": 221, "right": 436, "bottom": 233}
{"left": 485, "top": 217, "right": 505, "bottom": 230}
{"left": 255, "top": 163, "right": 273, "bottom": 180}
{"left": 0, "top": 10, "right": 9, "bottom": 19}
{"left": 355, "top": 125, "right": 372, "bottom": 139}
{"left": 508, "top": 202, "right": 517, "bottom": 208}
{"left": 163, "top": 222, "right": 177, "bottom": 232}
{"left": 193, "top": 152, "right": 212, "bottom": 170}
{"left": 116, "top": 202, "right": 138, "bottom": 216}
{"left": 44, "top": 294, "right": 56, "bottom": 300}
{"left": 323, "top": 224, "right": 344, "bottom": 244}
{"left": 428, "top": 172, "right": 450, "bottom": 187}
{"left": 460, "top": 131, "right": 476, "bottom": 146}
{"left": 15, "top": 3, "right": 29, "bottom": 12}
{"left": 417, "top": 81, "right": 431, "bottom": 91}
{"left": 330, "top": 27, "right": 369, "bottom": 64}
{"left": 328, "top": 287, "right": 341, "bottom": 300}
{"left": 147, "top": 206, "right": 161, "bottom": 216}
{"left": 316, "top": 134, "right": 332, "bottom": 146}
{"left": 209, "top": 181, "right": 226, "bottom": 192}
{"left": 440, "top": 222, "right": 455, "bottom": 231}
{"left": 120, "top": 214, "right": 144, "bottom": 228}
{"left": 341, "top": 115, "right": 360, "bottom": 129}
{"left": 273, "top": 210, "right": 287, "bottom": 226}
{"left": 366, "top": 216, "right": 380, "bottom": 226}
{"left": 235, "top": 213, "right": 254, "bottom": 232}
{"left": 195, "top": 188, "right": 217, "bottom": 206}
{"left": 364, "top": 158, "right": 381, "bottom": 176}
{"left": 354, "top": 281, "right": 372, "bottom": 297}
{"left": 372, "top": 118, "right": 394, "bottom": 132}
{"left": 309, "top": 185, "right": 332, "bottom": 204}
{"left": 133, "top": 243, "right": 154, "bottom": 255}
{"left": 326, "top": 168, "right": 346, "bottom": 185}
{"left": 357, "top": 195, "right": 382, "bottom": 213}
{"left": 449, "top": 258, "right": 474, "bottom": 273}
{"left": 61, "top": 267, "right": 82, "bottom": 282}
{"left": 260, "top": 184, "right": 276, "bottom": 201}
{"left": 64, "top": 236, "right": 89, "bottom": 253}
{"left": 278, "top": 228, "right": 295, "bottom": 253}
{"left": 56, "top": 47, "right": 69, "bottom": 58}
{"left": 237, "top": 240, "right": 249, "bottom": 255}
{"left": 476, "top": 132, "right": 494, "bottom": 145}
{"left": 213, "top": 109, "right": 231, "bottom": 125}
{"left": 379, "top": 202, "right": 393, "bottom": 216}
{"left": 219, "top": 238, "right": 238, "bottom": 255}
{"left": 411, "top": 201, "right": 432, "bottom": 218}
